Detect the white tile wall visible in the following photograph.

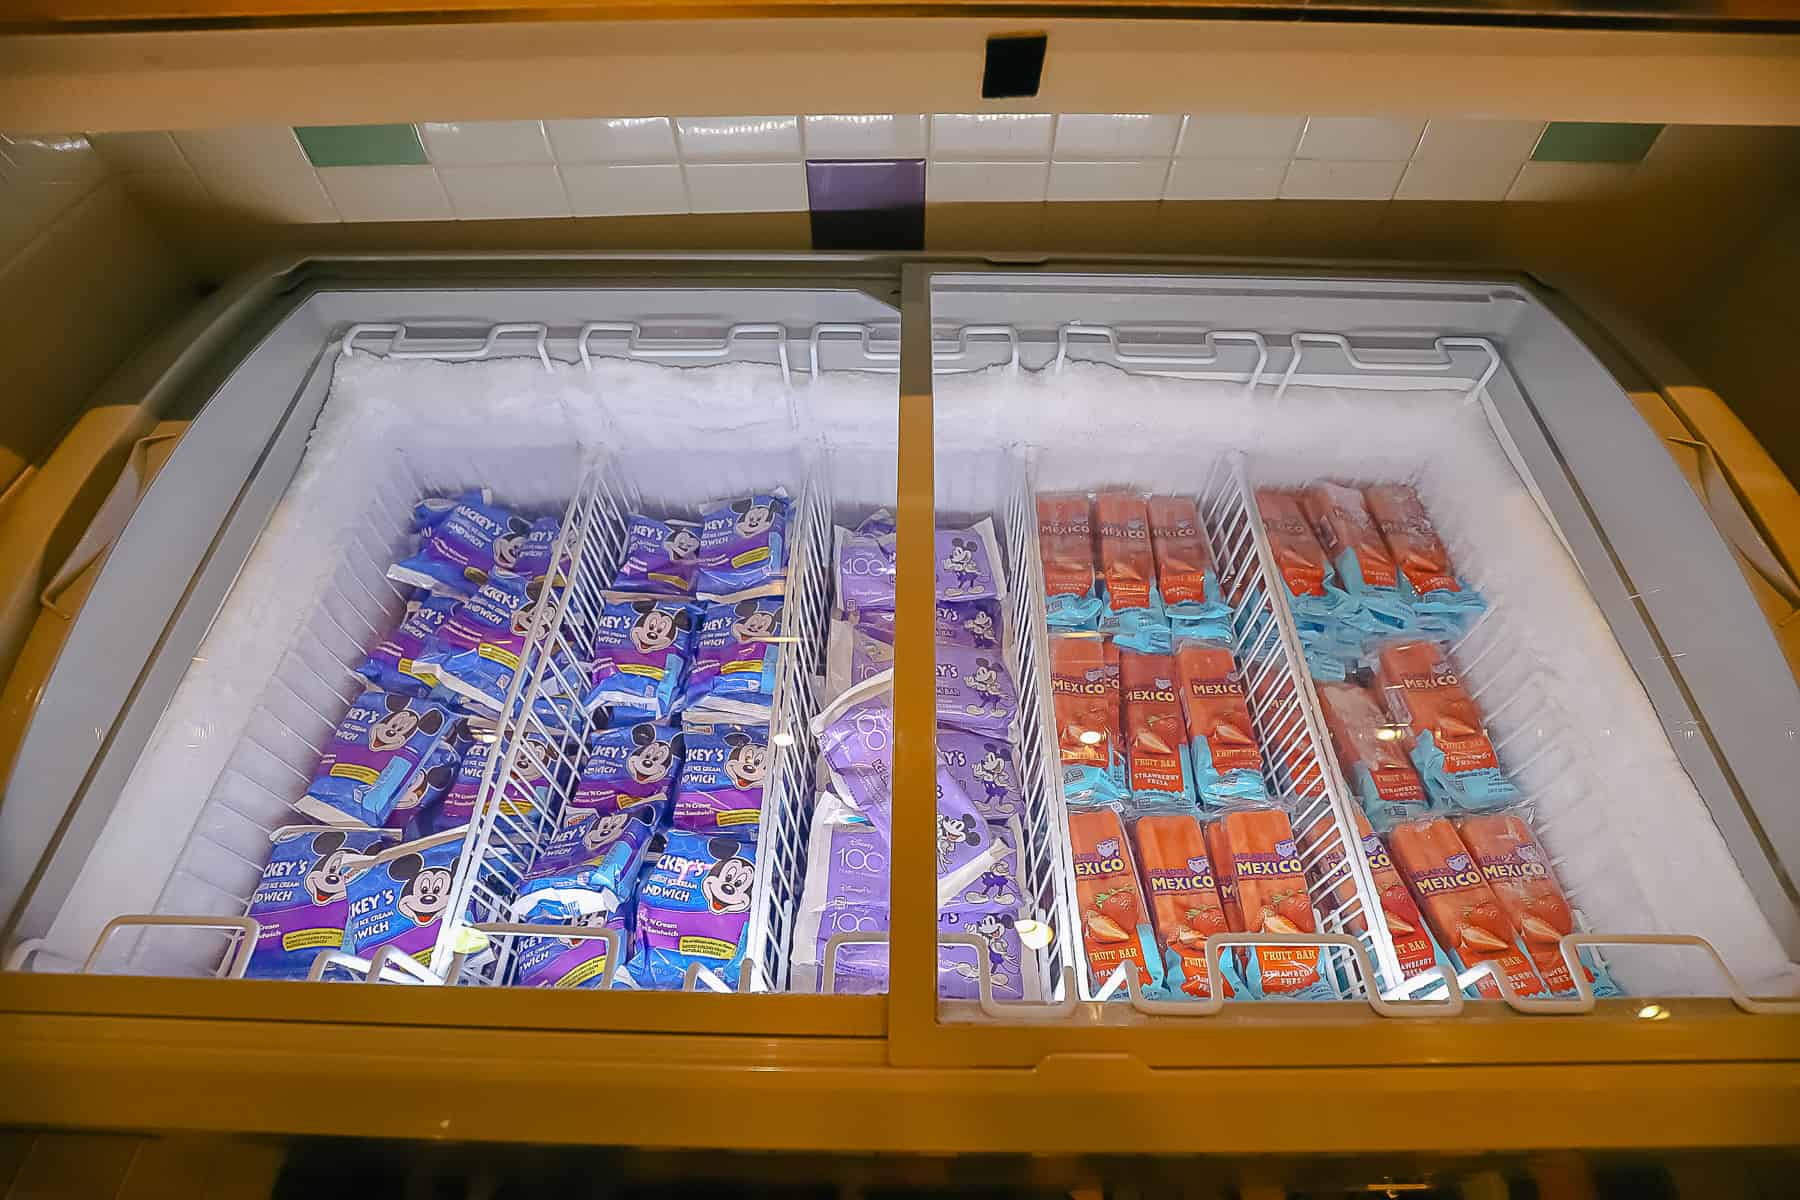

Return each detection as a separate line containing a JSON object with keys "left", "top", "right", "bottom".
{"left": 35, "top": 112, "right": 1679, "bottom": 225}
{"left": 802, "top": 114, "right": 927, "bottom": 159}
{"left": 316, "top": 165, "right": 447, "bottom": 221}
{"left": 1052, "top": 114, "right": 1182, "bottom": 161}
{"left": 930, "top": 113, "right": 1054, "bottom": 160}
{"left": 1395, "top": 159, "right": 1523, "bottom": 202}
{"left": 675, "top": 116, "right": 801, "bottom": 162}
{"left": 1279, "top": 159, "right": 1407, "bottom": 201}
{"left": 439, "top": 165, "right": 569, "bottom": 218}
{"left": 1047, "top": 158, "right": 1170, "bottom": 202}
{"left": 683, "top": 161, "right": 806, "bottom": 213}
{"left": 927, "top": 160, "right": 1048, "bottom": 203}
{"left": 1295, "top": 117, "right": 1426, "bottom": 162}
{"left": 562, "top": 162, "right": 688, "bottom": 216}
{"left": 419, "top": 121, "right": 553, "bottom": 166}
{"left": 546, "top": 117, "right": 679, "bottom": 164}
{"left": 1163, "top": 157, "right": 1288, "bottom": 201}
{"left": 1175, "top": 117, "right": 1306, "bottom": 159}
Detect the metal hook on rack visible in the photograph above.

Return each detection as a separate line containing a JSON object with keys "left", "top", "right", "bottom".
{"left": 1273, "top": 332, "right": 1499, "bottom": 405}
{"left": 578, "top": 321, "right": 793, "bottom": 388}
{"left": 470, "top": 923, "right": 623, "bottom": 991}
{"left": 1052, "top": 324, "right": 1269, "bottom": 396}
{"left": 1117, "top": 933, "right": 1464, "bottom": 1019}
{"left": 933, "top": 324, "right": 1020, "bottom": 374}
{"left": 83, "top": 914, "right": 261, "bottom": 979}
{"left": 339, "top": 322, "right": 554, "bottom": 372}
{"left": 809, "top": 322, "right": 901, "bottom": 378}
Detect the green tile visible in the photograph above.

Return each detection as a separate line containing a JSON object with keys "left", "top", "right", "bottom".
{"left": 294, "top": 123, "right": 427, "bottom": 167}
{"left": 1531, "top": 122, "right": 1663, "bottom": 164}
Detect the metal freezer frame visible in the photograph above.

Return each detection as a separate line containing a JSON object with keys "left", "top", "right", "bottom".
{"left": 1, "top": 252, "right": 1796, "bottom": 1154}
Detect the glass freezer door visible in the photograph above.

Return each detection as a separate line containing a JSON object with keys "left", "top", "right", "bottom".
{"left": 893, "top": 263, "right": 1800, "bottom": 1065}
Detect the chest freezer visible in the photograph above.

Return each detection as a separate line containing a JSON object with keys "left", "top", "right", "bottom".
{"left": 1, "top": 254, "right": 1795, "bottom": 1157}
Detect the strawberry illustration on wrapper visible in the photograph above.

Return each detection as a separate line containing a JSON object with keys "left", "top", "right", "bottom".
{"left": 1173, "top": 641, "right": 1268, "bottom": 809}
{"left": 1455, "top": 812, "right": 1622, "bottom": 998}
{"left": 1050, "top": 634, "right": 1128, "bottom": 805}
{"left": 1387, "top": 816, "right": 1546, "bottom": 1000}
{"left": 1204, "top": 807, "right": 1338, "bottom": 1000}
{"left": 1120, "top": 650, "right": 1198, "bottom": 809}
{"left": 1315, "top": 678, "right": 1431, "bottom": 829}
{"left": 1374, "top": 640, "right": 1519, "bottom": 813}
{"left": 1299, "top": 807, "right": 1453, "bottom": 990}
{"left": 1068, "top": 805, "right": 1163, "bottom": 995}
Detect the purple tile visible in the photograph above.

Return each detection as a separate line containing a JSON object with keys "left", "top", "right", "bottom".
{"left": 807, "top": 158, "right": 924, "bottom": 250}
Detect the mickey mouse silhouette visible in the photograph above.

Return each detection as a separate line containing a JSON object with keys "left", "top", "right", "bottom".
{"left": 625, "top": 724, "right": 683, "bottom": 784}
{"left": 730, "top": 599, "right": 781, "bottom": 643}
{"left": 664, "top": 524, "right": 700, "bottom": 561}
{"left": 731, "top": 496, "right": 780, "bottom": 540}
{"left": 722, "top": 731, "right": 767, "bottom": 789}
{"left": 943, "top": 537, "right": 981, "bottom": 594}
{"left": 492, "top": 515, "right": 533, "bottom": 572}
{"left": 389, "top": 852, "right": 454, "bottom": 926}
{"left": 963, "top": 607, "right": 998, "bottom": 647}
{"left": 368, "top": 694, "right": 446, "bottom": 754}
{"left": 971, "top": 742, "right": 1014, "bottom": 806}
{"left": 967, "top": 657, "right": 1004, "bottom": 707}
{"left": 629, "top": 600, "right": 692, "bottom": 655}
{"left": 965, "top": 855, "right": 1019, "bottom": 907}
{"left": 304, "top": 831, "right": 357, "bottom": 904}
{"left": 935, "top": 811, "right": 983, "bottom": 873}
{"left": 701, "top": 838, "right": 754, "bottom": 915}
{"left": 970, "top": 910, "right": 1018, "bottom": 984}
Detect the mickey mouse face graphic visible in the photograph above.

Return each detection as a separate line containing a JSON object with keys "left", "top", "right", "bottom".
{"left": 490, "top": 515, "right": 531, "bottom": 572}
{"left": 304, "top": 831, "right": 355, "bottom": 904}
{"left": 731, "top": 496, "right": 779, "bottom": 540}
{"left": 701, "top": 838, "right": 754, "bottom": 915}
{"left": 508, "top": 578, "right": 548, "bottom": 638}
{"left": 626, "top": 724, "right": 682, "bottom": 784}
{"left": 935, "top": 812, "right": 982, "bottom": 869}
{"left": 368, "top": 694, "right": 445, "bottom": 754}
{"left": 629, "top": 600, "right": 691, "bottom": 655}
{"left": 389, "top": 853, "right": 454, "bottom": 926}
{"left": 393, "top": 760, "right": 455, "bottom": 815}
{"left": 968, "top": 658, "right": 1002, "bottom": 700}
{"left": 722, "top": 732, "right": 767, "bottom": 789}
{"left": 972, "top": 910, "right": 1015, "bottom": 948}
{"left": 943, "top": 538, "right": 978, "bottom": 581}
{"left": 730, "top": 599, "right": 780, "bottom": 643}
{"left": 665, "top": 525, "right": 700, "bottom": 561}
{"left": 583, "top": 810, "right": 632, "bottom": 852}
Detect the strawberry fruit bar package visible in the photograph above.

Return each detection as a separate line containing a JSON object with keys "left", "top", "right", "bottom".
{"left": 1145, "top": 494, "right": 1230, "bottom": 640}
{"left": 1387, "top": 816, "right": 1545, "bottom": 1000}
{"left": 1301, "top": 481, "right": 1412, "bottom": 636}
{"left": 1363, "top": 483, "right": 1484, "bottom": 631}
{"left": 1132, "top": 812, "right": 1232, "bottom": 1000}
{"left": 1037, "top": 492, "right": 1102, "bottom": 630}
{"left": 1455, "top": 812, "right": 1621, "bottom": 998}
{"left": 1299, "top": 807, "right": 1450, "bottom": 990}
{"left": 1095, "top": 492, "right": 1170, "bottom": 652}
{"left": 1068, "top": 803, "right": 1162, "bottom": 995}
{"left": 1173, "top": 641, "right": 1267, "bottom": 809}
{"left": 1050, "top": 634, "right": 1127, "bottom": 804}
{"left": 1315, "top": 678, "right": 1431, "bottom": 828}
{"left": 1374, "top": 640, "right": 1519, "bottom": 812}
{"left": 1120, "top": 650, "right": 1197, "bottom": 809}
{"left": 1251, "top": 488, "right": 1357, "bottom": 678}
{"left": 1204, "top": 807, "right": 1338, "bottom": 1000}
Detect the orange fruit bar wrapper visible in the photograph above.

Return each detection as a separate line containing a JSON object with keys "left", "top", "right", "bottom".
{"left": 1316, "top": 679, "right": 1428, "bottom": 807}
{"left": 1387, "top": 817, "right": 1544, "bottom": 999}
{"left": 1455, "top": 813, "right": 1585, "bottom": 992}
{"left": 1050, "top": 635, "right": 1121, "bottom": 773}
{"left": 1068, "top": 805, "right": 1157, "bottom": 991}
{"left": 1095, "top": 491, "right": 1155, "bottom": 613}
{"left": 1302, "top": 481, "right": 1399, "bottom": 590}
{"left": 1374, "top": 640, "right": 1500, "bottom": 773}
{"left": 1298, "top": 807, "right": 1441, "bottom": 981}
{"left": 1120, "top": 650, "right": 1192, "bottom": 802}
{"left": 1364, "top": 482, "right": 1461, "bottom": 595}
{"left": 1254, "top": 488, "right": 1330, "bottom": 598}
{"left": 1145, "top": 494, "right": 1214, "bottom": 607}
{"left": 1174, "top": 642, "right": 1263, "bottom": 777}
{"left": 1037, "top": 492, "right": 1096, "bottom": 600}
{"left": 1205, "top": 807, "right": 1326, "bottom": 994}
{"left": 1133, "top": 812, "right": 1232, "bottom": 999}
